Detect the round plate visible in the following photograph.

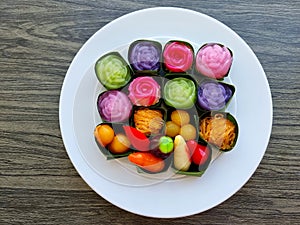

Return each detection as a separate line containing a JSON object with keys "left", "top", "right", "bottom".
{"left": 59, "top": 7, "right": 272, "bottom": 218}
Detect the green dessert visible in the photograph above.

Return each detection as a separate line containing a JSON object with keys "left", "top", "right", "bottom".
{"left": 95, "top": 52, "right": 131, "bottom": 90}
{"left": 163, "top": 77, "right": 196, "bottom": 109}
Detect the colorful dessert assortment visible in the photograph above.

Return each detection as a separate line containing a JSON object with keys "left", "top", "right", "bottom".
{"left": 128, "top": 40, "right": 162, "bottom": 73}
{"left": 195, "top": 43, "right": 233, "bottom": 79}
{"left": 128, "top": 76, "right": 161, "bottom": 106}
{"left": 93, "top": 39, "right": 238, "bottom": 176}
{"left": 97, "top": 90, "right": 132, "bottom": 123}
{"left": 163, "top": 77, "right": 196, "bottom": 109}
{"left": 95, "top": 52, "right": 132, "bottom": 90}
{"left": 197, "top": 80, "right": 234, "bottom": 111}
{"left": 163, "top": 41, "right": 194, "bottom": 72}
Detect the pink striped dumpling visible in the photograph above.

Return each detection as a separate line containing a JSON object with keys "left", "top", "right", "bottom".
{"left": 195, "top": 43, "right": 233, "bottom": 79}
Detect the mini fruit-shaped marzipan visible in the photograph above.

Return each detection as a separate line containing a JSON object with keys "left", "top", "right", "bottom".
{"left": 150, "top": 135, "right": 174, "bottom": 159}
{"left": 123, "top": 126, "right": 150, "bottom": 151}
{"left": 187, "top": 140, "right": 212, "bottom": 167}
{"left": 94, "top": 124, "right": 115, "bottom": 147}
{"left": 128, "top": 152, "right": 165, "bottom": 173}
{"left": 108, "top": 133, "right": 131, "bottom": 154}
{"left": 173, "top": 135, "right": 191, "bottom": 172}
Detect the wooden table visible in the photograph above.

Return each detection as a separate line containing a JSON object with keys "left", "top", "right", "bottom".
{"left": 1, "top": 1, "right": 299, "bottom": 224}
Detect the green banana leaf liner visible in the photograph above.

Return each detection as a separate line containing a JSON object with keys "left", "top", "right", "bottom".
{"left": 128, "top": 39, "right": 162, "bottom": 76}
{"left": 198, "top": 111, "right": 239, "bottom": 152}
{"left": 194, "top": 43, "right": 233, "bottom": 81}
{"left": 94, "top": 122, "right": 134, "bottom": 160}
{"left": 162, "top": 40, "right": 195, "bottom": 74}
{"left": 95, "top": 51, "right": 133, "bottom": 90}
{"left": 129, "top": 105, "right": 167, "bottom": 138}
{"left": 196, "top": 78, "right": 236, "bottom": 113}
{"left": 162, "top": 74, "right": 198, "bottom": 110}
{"left": 172, "top": 138, "right": 213, "bottom": 177}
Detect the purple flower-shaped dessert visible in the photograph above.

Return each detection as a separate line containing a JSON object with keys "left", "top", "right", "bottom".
{"left": 97, "top": 90, "right": 132, "bottom": 122}
{"left": 128, "top": 40, "right": 162, "bottom": 72}
{"left": 197, "top": 80, "right": 233, "bottom": 111}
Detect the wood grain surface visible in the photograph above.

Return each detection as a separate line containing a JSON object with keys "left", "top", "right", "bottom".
{"left": 1, "top": 0, "right": 299, "bottom": 224}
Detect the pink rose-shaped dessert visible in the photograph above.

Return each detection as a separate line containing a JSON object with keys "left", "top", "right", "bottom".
{"left": 97, "top": 90, "right": 132, "bottom": 122}
{"left": 195, "top": 43, "right": 233, "bottom": 79}
{"left": 163, "top": 41, "right": 194, "bottom": 72}
{"left": 128, "top": 76, "right": 161, "bottom": 106}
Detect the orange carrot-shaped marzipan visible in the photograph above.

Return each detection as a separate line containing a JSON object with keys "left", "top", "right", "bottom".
{"left": 128, "top": 152, "right": 165, "bottom": 173}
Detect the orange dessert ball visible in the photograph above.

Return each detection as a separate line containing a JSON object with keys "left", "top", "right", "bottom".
{"left": 108, "top": 133, "right": 131, "bottom": 154}
{"left": 94, "top": 124, "right": 115, "bottom": 147}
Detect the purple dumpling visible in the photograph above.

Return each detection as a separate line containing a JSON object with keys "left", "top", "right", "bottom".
{"left": 197, "top": 80, "right": 233, "bottom": 111}
{"left": 97, "top": 90, "right": 132, "bottom": 122}
{"left": 128, "top": 40, "right": 162, "bottom": 72}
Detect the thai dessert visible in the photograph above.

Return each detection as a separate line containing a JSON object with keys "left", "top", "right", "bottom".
{"left": 163, "top": 77, "right": 196, "bottom": 109}
{"left": 165, "top": 110, "right": 196, "bottom": 141}
{"left": 197, "top": 80, "right": 234, "bottom": 111}
{"left": 150, "top": 135, "right": 174, "bottom": 160}
{"left": 94, "top": 123, "right": 132, "bottom": 158}
{"left": 133, "top": 108, "right": 164, "bottom": 135}
{"left": 128, "top": 76, "right": 161, "bottom": 106}
{"left": 93, "top": 38, "right": 239, "bottom": 176}
{"left": 163, "top": 41, "right": 194, "bottom": 72}
{"left": 173, "top": 135, "right": 212, "bottom": 173}
{"left": 128, "top": 152, "right": 165, "bottom": 173}
{"left": 195, "top": 43, "right": 233, "bottom": 79}
{"left": 95, "top": 52, "right": 131, "bottom": 89}
{"left": 199, "top": 113, "right": 237, "bottom": 151}
{"left": 128, "top": 40, "right": 161, "bottom": 72}
{"left": 97, "top": 90, "right": 132, "bottom": 122}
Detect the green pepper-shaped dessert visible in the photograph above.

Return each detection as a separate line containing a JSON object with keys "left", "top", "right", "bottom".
{"left": 163, "top": 77, "right": 196, "bottom": 109}
{"left": 95, "top": 52, "right": 131, "bottom": 90}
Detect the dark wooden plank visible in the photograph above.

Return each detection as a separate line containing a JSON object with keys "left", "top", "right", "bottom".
{"left": 1, "top": 0, "right": 299, "bottom": 224}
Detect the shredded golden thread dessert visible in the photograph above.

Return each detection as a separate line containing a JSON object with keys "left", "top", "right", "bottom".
{"left": 134, "top": 108, "right": 164, "bottom": 135}
{"left": 199, "top": 113, "right": 236, "bottom": 150}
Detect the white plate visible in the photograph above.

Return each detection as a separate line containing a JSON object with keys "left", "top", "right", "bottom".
{"left": 59, "top": 7, "right": 273, "bottom": 218}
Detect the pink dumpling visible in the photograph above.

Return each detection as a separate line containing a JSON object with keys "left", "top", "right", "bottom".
{"left": 128, "top": 76, "right": 161, "bottom": 106}
{"left": 196, "top": 44, "right": 233, "bottom": 79}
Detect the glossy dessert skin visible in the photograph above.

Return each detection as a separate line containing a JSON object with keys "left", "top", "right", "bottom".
{"left": 163, "top": 77, "right": 196, "bottom": 109}
{"left": 128, "top": 40, "right": 161, "bottom": 72}
{"left": 97, "top": 90, "right": 132, "bottom": 122}
{"left": 197, "top": 80, "right": 233, "bottom": 111}
{"left": 95, "top": 53, "right": 131, "bottom": 90}
{"left": 195, "top": 43, "right": 232, "bottom": 79}
{"left": 128, "top": 76, "right": 161, "bottom": 106}
{"left": 163, "top": 41, "right": 194, "bottom": 72}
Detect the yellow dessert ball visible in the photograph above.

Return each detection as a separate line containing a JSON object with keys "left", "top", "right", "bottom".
{"left": 165, "top": 121, "right": 180, "bottom": 138}
{"left": 180, "top": 124, "right": 196, "bottom": 141}
{"left": 171, "top": 110, "right": 190, "bottom": 126}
